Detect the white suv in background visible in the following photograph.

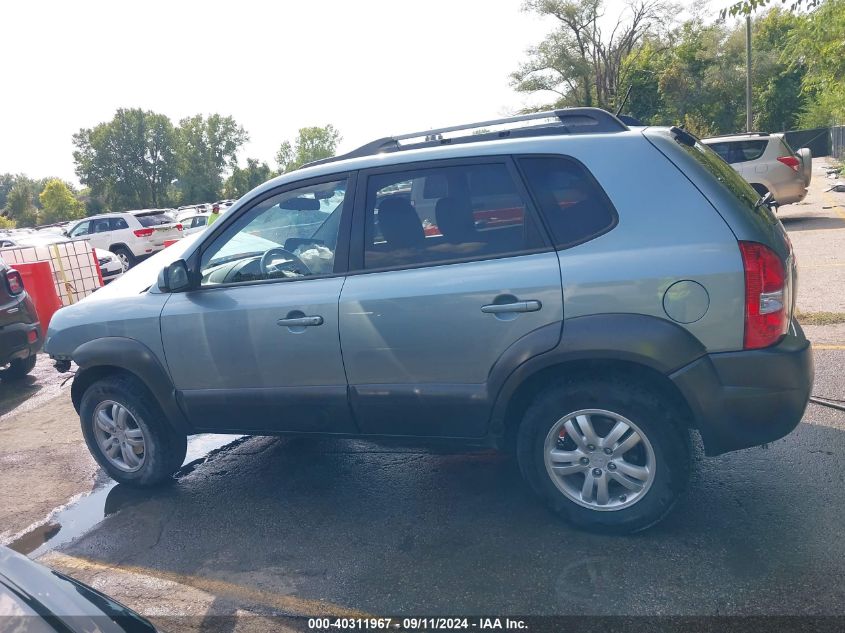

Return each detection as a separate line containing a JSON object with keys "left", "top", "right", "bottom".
{"left": 702, "top": 132, "right": 811, "bottom": 207}
{"left": 65, "top": 210, "right": 183, "bottom": 269}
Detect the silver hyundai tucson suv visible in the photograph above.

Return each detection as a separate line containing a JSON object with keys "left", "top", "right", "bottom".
{"left": 44, "top": 109, "right": 813, "bottom": 533}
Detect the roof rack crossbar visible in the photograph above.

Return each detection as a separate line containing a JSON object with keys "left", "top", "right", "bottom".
{"left": 302, "top": 107, "right": 628, "bottom": 169}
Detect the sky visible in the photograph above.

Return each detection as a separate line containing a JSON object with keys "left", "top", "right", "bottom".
{"left": 0, "top": 0, "right": 707, "bottom": 186}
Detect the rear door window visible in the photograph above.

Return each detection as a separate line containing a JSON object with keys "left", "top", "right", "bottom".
{"left": 706, "top": 140, "right": 767, "bottom": 164}
{"left": 361, "top": 161, "right": 544, "bottom": 270}
{"left": 109, "top": 217, "right": 129, "bottom": 230}
{"left": 92, "top": 219, "right": 111, "bottom": 233}
{"left": 516, "top": 156, "right": 617, "bottom": 248}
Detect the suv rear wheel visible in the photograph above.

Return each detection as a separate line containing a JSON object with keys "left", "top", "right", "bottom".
{"left": 1, "top": 355, "right": 37, "bottom": 381}
{"left": 517, "top": 377, "right": 690, "bottom": 534}
{"left": 111, "top": 246, "right": 135, "bottom": 270}
{"left": 80, "top": 375, "right": 187, "bottom": 486}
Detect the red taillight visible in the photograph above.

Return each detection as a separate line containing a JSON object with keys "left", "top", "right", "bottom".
{"left": 5, "top": 270, "right": 23, "bottom": 295}
{"left": 175, "top": 223, "right": 183, "bottom": 231}
{"left": 777, "top": 155, "right": 800, "bottom": 172}
{"left": 133, "top": 228, "right": 154, "bottom": 237}
{"left": 739, "top": 241, "right": 788, "bottom": 349}
{"left": 27, "top": 330, "right": 38, "bottom": 344}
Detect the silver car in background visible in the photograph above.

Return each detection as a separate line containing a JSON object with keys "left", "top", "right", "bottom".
{"left": 702, "top": 132, "right": 811, "bottom": 206}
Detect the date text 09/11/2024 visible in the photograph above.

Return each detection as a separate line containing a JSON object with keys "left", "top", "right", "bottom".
{"left": 307, "top": 617, "right": 528, "bottom": 630}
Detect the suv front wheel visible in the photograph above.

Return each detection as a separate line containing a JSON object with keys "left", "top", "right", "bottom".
{"left": 80, "top": 375, "right": 187, "bottom": 486}
{"left": 517, "top": 377, "right": 690, "bottom": 534}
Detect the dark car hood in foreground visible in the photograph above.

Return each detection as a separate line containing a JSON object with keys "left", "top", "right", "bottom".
{"left": 0, "top": 546, "right": 155, "bottom": 632}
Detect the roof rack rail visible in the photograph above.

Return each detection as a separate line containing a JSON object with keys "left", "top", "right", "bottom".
{"left": 702, "top": 131, "right": 770, "bottom": 139}
{"left": 303, "top": 107, "right": 628, "bottom": 169}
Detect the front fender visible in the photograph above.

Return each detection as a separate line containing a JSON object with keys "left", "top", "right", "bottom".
{"left": 71, "top": 337, "right": 192, "bottom": 435}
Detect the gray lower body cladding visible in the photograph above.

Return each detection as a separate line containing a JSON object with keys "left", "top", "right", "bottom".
{"left": 671, "top": 323, "right": 813, "bottom": 455}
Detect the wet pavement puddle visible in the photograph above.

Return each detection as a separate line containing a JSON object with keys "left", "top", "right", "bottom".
{"left": 8, "top": 434, "right": 246, "bottom": 558}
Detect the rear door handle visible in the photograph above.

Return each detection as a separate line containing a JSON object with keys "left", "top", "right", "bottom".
{"left": 481, "top": 300, "right": 542, "bottom": 314}
{"left": 277, "top": 315, "right": 324, "bottom": 327}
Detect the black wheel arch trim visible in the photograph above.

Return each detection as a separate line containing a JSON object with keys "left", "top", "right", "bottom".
{"left": 70, "top": 337, "right": 192, "bottom": 435}
{"left": 487, "top": 313, "right": 707, "bottom": 436}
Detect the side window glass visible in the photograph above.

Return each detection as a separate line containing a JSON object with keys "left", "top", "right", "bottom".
{"left": 363, "top": 162, "right": 535, "bottom": 270}
{"left": 199, "top": 179, "right": 348, "bottom": 286}
{"left": 70, "top": 221, "right": 90, "bottom": 237}
{"left": 110, "top": 218, "right": 129, "bottom": 230}
{"left": 708, "top": 143, "right": 732, "bottom": 162}
{"left": 518, "top": 157, "right": 617, "bottom": 248}
{"left": 92, "top": 219, "right": 110, "bottom": 233}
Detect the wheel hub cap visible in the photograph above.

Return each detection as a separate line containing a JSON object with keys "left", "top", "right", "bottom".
{"left": 543, "top": 408, "right": 656, "bottom": 511}
{"left": 92, "top": 400, "right": 146, "bottom": 473}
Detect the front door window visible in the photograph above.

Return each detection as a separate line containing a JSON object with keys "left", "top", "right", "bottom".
{"left": 199, "top": 179, "right": 348, "bottom": 286}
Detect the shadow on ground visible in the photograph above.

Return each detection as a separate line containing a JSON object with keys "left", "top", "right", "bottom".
{"left": 780, "top": 215, "right": 845, "bottom": 232}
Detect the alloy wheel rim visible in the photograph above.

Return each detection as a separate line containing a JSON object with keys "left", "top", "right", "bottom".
{"left": 92, "top": 400, "right": 146, "bottom": 472}
{"left": 543, "top": 408, "right": 656, "bottom": 511}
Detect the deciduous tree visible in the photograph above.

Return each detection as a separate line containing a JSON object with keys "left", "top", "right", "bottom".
{"left": 223, "top": 158, "right": 275, "bottom": 199}
{"left": 276, "top": 125, "right": 341, "bottom": 173}
{"left": 38, "top": 179, "right": 86, "bottom": 224}
{"left": 175, "top": 114, "right": 248, "bottom": 203}
{"left": 72, "top": 108, "right": 177, "bottom": 210}
{"left": 511, "top": 0, "right": 677, "bottom": 110}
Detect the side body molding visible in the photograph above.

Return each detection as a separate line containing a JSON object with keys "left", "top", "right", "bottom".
{"left": 487, "top": 313, "right": 708, "bottom": 436}
{"left": 71, "top": 337, "right": 192, "bottom": 435}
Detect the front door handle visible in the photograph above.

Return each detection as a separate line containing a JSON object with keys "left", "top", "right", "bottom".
{"left": 277, "top": 315, "right": 324, "bottom": 327}
{"left": 481, "top": 300, "right": 542, "bottom": 314}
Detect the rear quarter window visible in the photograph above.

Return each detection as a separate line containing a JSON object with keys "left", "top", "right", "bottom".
{"left": 517, "top": 156, "right": 617, "bottom": 249}
{"left": 704, "top": 140, "right": 767, "bottom": 164}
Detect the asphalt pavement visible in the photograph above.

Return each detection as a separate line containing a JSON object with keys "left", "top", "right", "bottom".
{"left": 35, "top": 348, "right": 845, "bottom": 618}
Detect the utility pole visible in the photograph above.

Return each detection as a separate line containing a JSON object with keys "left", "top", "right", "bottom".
{"left": 746, "top": 16, "right": 753, "bottom": 132}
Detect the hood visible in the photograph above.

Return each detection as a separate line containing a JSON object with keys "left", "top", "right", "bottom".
{"left": 81, "top": 233, "right": 202, "bottom": 302}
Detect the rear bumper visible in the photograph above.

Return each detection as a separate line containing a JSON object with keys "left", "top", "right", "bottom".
{"left": 670, "top": 322, "right": 813, "bottom": 455}
{"left": 773, "top": 179, "right": 808, "bottom": 205}
{"left": 0, "top": 321, "right": 42, "bottom": 365}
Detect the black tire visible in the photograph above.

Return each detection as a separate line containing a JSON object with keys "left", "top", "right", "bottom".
{"left": 1, "top": 354, "right": 37, "bottom": 381}
{"left": 516, "top": 376, "right": 690, "bottom": 534}
{"left": 79, "top": 374, "right": 187, "bottom": 487}
{"left": 111, "top": 246, "right": 135, "bottom": 270}
{"left": 749, "top": 183, "right": 779, "bottom": 211}
{"left": 750, "top": 183, "right": 769, "bottom": 197}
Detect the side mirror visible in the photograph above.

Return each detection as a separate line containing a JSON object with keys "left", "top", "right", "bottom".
{"left": 157, "top": 259, "right": 191, "bottom": 293}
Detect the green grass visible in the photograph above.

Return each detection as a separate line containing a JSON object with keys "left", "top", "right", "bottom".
{"left": 795, "top": 310, "right": 845, "bottom": 326}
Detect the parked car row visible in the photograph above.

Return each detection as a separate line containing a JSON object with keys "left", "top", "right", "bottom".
{"left": 65, "top": 209, "right": 184, "bottom": 269}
